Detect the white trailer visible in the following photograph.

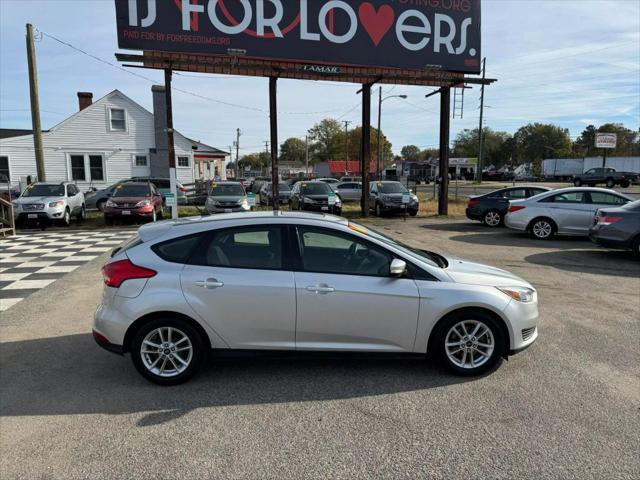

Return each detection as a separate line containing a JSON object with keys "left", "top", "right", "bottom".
{"left": 543, "top": 157, "right": 640, "bottom": 180}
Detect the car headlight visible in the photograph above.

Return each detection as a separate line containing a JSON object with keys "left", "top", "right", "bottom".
{"left": 239, "top": 198, "right": 248, "bottom": 206}
{"left": 49, "top": 200, "right": 65, "bottom": 208}
{"left": 135, "top": 200, "right": 151, "bottom": 207}
{"left": 105, "top": 200, "right": 117, "bottom": 207}
{"left": 411, "top": 194, "right": 419, "bottom": 202}
{"left": 335, "top": 197, "right": 342, "bottom": 206}
{"left": 497, "top": 286, "right": 535, "bottom": 303}
{"left": 303, "top": 197, "right": 314, "bottom": 204}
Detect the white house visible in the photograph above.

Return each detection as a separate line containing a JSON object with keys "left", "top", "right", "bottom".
{"left": 0, "top": 87, "right": 228, "bottom": 190}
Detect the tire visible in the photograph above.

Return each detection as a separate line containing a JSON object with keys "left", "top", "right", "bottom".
{"left": 632, "top": 236, "right": 640, "bottom": 259}
{"left": 409, "top": 209, "right": 418, "bottom": 217}
{"left": 605, "top": 178, "right": 615, "bottom": 188}
{"left": 61, "top": 208, "right": 71, "bottom": 227}
{"left": 375, "top": 202, "right": 382, "bottom": 217}
{"left": 530, "top": 217, "right": 556, "bottom": 240}
{"left": 158, "top": 207, "right": 164, "bottom": 220}
{"left": 621, "top": 180, "right": 630, "bottom": 188}
{"left": 130, "top": 318, "right": 206, "bottom": 386}
{"left": 432, "top": 311, "right": 505, "bottom": 376}
{"left": 96, "top": 200, "right": 106, "bottom": 212}
{"left": 483, "top": 209, "right": 502, "bottom": 227}
{"left": 573, "top": 178, "right": 582, "bottom": 187}
{"left": 76, "top": 205, "right": 85, "bottom": 222}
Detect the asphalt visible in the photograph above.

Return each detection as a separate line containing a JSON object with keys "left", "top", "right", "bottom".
{"left": 1, "top": 218, "right": 639, "bottom": 479}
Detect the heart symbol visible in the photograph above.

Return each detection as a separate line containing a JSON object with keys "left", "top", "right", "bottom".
{"left": 358, "top": 3, "right": 395, "bottom": 46}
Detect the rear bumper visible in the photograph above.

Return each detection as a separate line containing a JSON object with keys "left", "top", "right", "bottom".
{"left": 92, "top": 329, "right": 124, "bottom": 355}
{"left": 588, "top": 230, "right": 632, "bottom": 250}
{"left": 465, "top": 207, "right": 483, "bottom": 221}
{"left": 104, "top": 207, "right": 155, "bottom": 218}
{"left": 504, "top": 214, "right": 529, "bottom": 232}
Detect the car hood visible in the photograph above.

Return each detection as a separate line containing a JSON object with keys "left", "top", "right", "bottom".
{"left": 111, "top": 196, "right": 151, "bottom": 203}
{"left": 444, "top": 256, "right": 533, "bottom": 288}
{"left": 304, "top": 194, "right": 330, "bottom": 201}
{"left": 16, "top": 196, "right": 64, "bottom": 204}
{"left": 208, "top": 195, "right": 244, "bottom": 202}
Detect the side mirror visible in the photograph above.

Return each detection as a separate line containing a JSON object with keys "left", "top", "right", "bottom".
{"left": 390, "top": 258, "right": 407, "bottom": 277}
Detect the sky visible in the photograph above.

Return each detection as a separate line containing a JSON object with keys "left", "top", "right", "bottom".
{"left": 0, "top": 0, "right": 639, "bottom": 158}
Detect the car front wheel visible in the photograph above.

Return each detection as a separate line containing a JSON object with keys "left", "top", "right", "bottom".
{"left": 434, "top": 312, "right": 505, "bottom": 376}
{"left": 61, "top": 208, "right": 71, "bottom": 227}
{"left": 131, "top": 318, "right": 206, "bottom": 385}
{"left": 606, "top": 178, "right": 615, "bottom": 188}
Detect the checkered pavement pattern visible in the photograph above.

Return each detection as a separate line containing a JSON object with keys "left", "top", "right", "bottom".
{"left": 0, "top": 230, "right": 134, "bottom": 312}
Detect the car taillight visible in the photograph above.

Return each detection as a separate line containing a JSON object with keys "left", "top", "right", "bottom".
{"left": 102, "top": 259, "right": 156, "bottom": 288}
{"left": 598, "top": 215, "right": 622, "bottom": 225}
{"left": 508, "top": 205, "right": 526, "bottom": 213}
{"left": 468, "top": 199, "right": 480, "bottom": 207}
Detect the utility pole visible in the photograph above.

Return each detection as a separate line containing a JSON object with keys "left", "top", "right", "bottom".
{"left": 264, "top": 141, "right": 269, "bottom": 153}
{"left": 476, "top": 57, "right": 486, "bottom": 183}
{"left": 377, "top": 86, "right": 382, "bottom": 180}
{"left": 305, "top": 134, "right": 309, "bottom": 176}
{"left": 235, "top": 128, "right": 241, "bottom": 165}
{"left": 343, "top": 120, "right": 351, "bottom": 175}
{"left": 26, "top": 24, "right": 45, "bottom": 181}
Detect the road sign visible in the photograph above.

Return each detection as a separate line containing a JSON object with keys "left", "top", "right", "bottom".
{"left": 164, "top": 193, "right": 176, "bottom": 207}
{"left": 328, "top": 193, "right": 337, "bottom": 205}
{"left": 247, "top": 192, "right": 256, "bottom": 207}
{"left": 595, "top": 133, "right": 617, "bottom": 149}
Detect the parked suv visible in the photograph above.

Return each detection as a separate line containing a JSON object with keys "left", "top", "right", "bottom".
{"left": 13, "top": 182, "right": 85, "bottom": 227}
{"left": 370, "top": 181, "right": 419, "bottom": 216}
{"left": 205, "top": 182, "right": 249, "bottom": 214}
{"left": 290, "top": 181, "right": 342, "bottom": 214}
{"left": 94, "top": 212, "right": 538, "bottom": 385}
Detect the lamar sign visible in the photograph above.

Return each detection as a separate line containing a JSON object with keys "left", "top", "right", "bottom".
{"left": 116, "top": 0, "right": 482, "bottom": 73}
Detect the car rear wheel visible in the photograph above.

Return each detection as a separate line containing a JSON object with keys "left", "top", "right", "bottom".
{"left": 483, "top": 209, "right": 502, "bottom": 227}
{"left": 530, "top": 218, "right": 555, "bottom": 240}
{"left": 433, "top": 312, "right": 505, "bottom": 376}
{"left": 131, "top": 318, "right": 206, "bottom": 385}
{"left": 573, "top": 178, "right": 582, "bottom": 187}
{"left": 605, "top": 178, "right": 615, "bottom": 188}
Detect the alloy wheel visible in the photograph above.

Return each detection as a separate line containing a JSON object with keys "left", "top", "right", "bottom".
{"left": 140, "top": 327, "right": 193, "bottom": 378}
{"left": 532, "top": 220, "right": 553, "bottom": 239}
{"left": 445, "top": 320, "right": 495, "bottom": 369}
{"left": 484, "top": 211, "right": 501, "bottom": 227}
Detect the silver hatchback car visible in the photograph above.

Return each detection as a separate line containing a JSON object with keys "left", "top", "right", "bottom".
{"left": 505, "top": 187, "right": 633, "bottom": 239}
{"left": 94, "top": 212, "right": 539, "bottom": 385}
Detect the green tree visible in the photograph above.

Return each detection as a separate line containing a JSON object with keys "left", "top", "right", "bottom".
{"left": 574, "top": 123, "right": 639, "bottom": 157}
{"left": 279, "top": 137, "right": 307, "bottom": 164}
{"left": 343, "top": 126, "right": 393, "bottom": 166}
{"left": 513, "top": 123, "right": 572, "bottom": 163}
{"left": 400, "top": 145, "right": 421, "bottom": 161}
{"left": 308, "top": 119, "right": 344, "bottom": 162}
{"left": 452, "top": 128, "right": 513, "bottom": 169}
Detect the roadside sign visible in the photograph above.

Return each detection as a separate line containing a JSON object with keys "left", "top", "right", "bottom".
{"left": 402, "top": 193, "right": 410, "bottom": 204}
{"left": 595, "top": 133, "right": 617, "bottom": 149}
{"left": 164, "top": 193, "right": 176, "bottom": 207}
{"left": 328, "top": 193, "right": 337, "bottom": 205}
{"left": 247, "top": 193, "right": 256, "bottom": 207}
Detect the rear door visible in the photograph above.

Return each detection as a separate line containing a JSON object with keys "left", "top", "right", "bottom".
{"left": 293, "top": 225, "right": 420, "bottom": 352}
{"left": 543, "top": 191, "right": 593, "bottom": 234}
{"left": 180, "top": 224, "right": 296, "bottom": 349}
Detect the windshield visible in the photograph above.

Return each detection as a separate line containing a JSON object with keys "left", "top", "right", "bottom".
{"left": 210, "top": 184, "right": 245, "bottom": 196}
{"left": 113, "top": 185, "right": 151, "bottom": 197}
{"left": 268, "top": 182, "right": 290, "bottom": 191}
{"left": 621, "top": 199, "right": 640, "bottom": 211}
{"left": 22, "top": 184, "right": 65, "bottom": 197}
{"left": 351, "top": 222, "right": 445, "bottom": 268}
{"left": 302, "top": 183, "right": 331, "bottom": 195}
{"left": 378, "top": 182, "right": 409, "bottom": 194}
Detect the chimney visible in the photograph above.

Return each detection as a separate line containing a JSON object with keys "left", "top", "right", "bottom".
{"left": 77, "top": 92, "right": 93, "bottom": 111}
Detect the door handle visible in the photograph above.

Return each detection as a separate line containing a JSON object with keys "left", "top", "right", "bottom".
{"left": 306, "top": 284, "right": 335, "bottom": 294}
{"left": 195, "top": 278, "right": 224, "bottom": 289}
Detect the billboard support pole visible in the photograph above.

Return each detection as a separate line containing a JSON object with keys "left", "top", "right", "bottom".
{"left": 438, "top": 87, "right": 451, "bottom": 216}
{"left": 269, "top": 76, "right": 279, "bottom": 212}
{"left": 361, "top": 83, "right": 372, "bottom": 217}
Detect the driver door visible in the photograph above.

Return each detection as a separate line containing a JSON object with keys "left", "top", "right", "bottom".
{"left": 293, "top": 226, "right": 420, "bottom": 352}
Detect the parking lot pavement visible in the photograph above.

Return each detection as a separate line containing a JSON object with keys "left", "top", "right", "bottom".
{"left": 0, "top": 230, "right": 133, "bottom": 311}
{"left": 1, "top": 218, "right": 639, "bottom": 479}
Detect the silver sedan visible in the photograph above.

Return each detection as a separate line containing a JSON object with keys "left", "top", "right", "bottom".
{"left": 335, "top": 182, "right": 362, "bottom": 202}
{"left": 505, "top": 187, "right": 633, "bottom": 239}
{"left": 94, "top": 212, "right": 539, "bottom": 385}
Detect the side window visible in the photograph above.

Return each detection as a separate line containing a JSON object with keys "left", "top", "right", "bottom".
{"left": 298, "top": 227, "right": 392, "bottom": 277}
{"left": 529, "top": 188, "right": 546, "bottom": 196}
{"left": 589, "top": 192, "right": 628, "bottom": 205}
{"left": 191, "top": 226, "right": 283, "bottom": 270}
{"left": 585, "top": 169, "right": 595, "bottom": 175}
{"left": 152, "top": 234, "right": 205, "bottom": 264}
{"left": 545, "top": 192, "right": 586, "bottom": 203}
{"left": 68, "top": 184, "right": 77, "bottom": 196}
{"left": 504, "top": 189, "right": 527, "bottom": 199}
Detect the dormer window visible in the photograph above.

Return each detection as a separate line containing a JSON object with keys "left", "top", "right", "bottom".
{"left": 109, "top": 108, "right": 126, "bottom": 131}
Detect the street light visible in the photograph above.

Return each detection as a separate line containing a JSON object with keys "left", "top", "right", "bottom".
{"left": 377, "top": 89, "right": 408, "bottom": 179}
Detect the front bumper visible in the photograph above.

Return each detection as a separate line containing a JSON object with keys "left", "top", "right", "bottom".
{"left": 16, "top": 208, "right": 66, "bottom": 222}
{"left": 302, "top": 203, "right": 342, "bottom": 214}
{"left": 380, "top": 201, "right": 419, "bottom": 214}
{"left": 207, "top": 204, "right": 250, "bottom": 214}
{"left": 503, "top": 295, "right": 539, "bottom": 353}
{"left": 104, "top": 206, "right": 155, "bottom": 218}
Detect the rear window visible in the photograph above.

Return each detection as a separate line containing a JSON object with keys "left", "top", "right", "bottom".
{"left": 152, "top": 234, "right": 204, "bottom": 263}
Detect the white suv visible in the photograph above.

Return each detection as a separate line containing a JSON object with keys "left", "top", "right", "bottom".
{"left": 13, "top": 182, "right": 85, "bottom": 227}
{"left": 94, "top": 212, "right": 539, "bottom": 385}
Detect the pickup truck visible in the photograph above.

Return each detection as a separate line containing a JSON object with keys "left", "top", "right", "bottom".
{"left": 573, "top": 167, "right": 638, "bottom": 188}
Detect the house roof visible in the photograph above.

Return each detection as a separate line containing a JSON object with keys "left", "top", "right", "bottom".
{"left": 185, "top": 137, "right": 228, "bottom": 156}
{"left": 0, "top": 129, "right": 48, "bottom": 139}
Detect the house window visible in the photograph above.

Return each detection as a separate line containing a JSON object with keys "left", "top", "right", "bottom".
{"left": 109, "top": 108, "right": 126, "bottom": 131}
{"left": 135, "top": 155, "right": 148, "bottom": 167}
{"left": 89, "top": 155, "right": 105, "bottom": 181}
{"left": 0, "top": 156, "right": 9, "bottom": 183}
{"left": 177, "top": 156, "right": 190, "bottom": 168}
{"left": 70, "top": 155, "right": 86, "bottom": 181}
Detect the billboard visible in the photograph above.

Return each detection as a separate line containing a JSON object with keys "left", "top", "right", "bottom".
{"left": 115, "top": 0, "right": 482, "bottom": 73}
{"left": 595, "top": 133, "right": 617, "bottom": 149}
